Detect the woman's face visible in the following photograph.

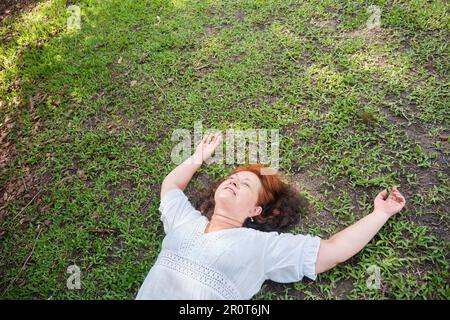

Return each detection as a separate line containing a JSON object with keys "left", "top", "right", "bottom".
{"left": 214, "top": 171, "right": 263, "bottom": 219}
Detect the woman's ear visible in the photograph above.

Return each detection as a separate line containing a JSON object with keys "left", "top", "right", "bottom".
{"left": 250, "top": 206, "right": 262, "bottom": 217}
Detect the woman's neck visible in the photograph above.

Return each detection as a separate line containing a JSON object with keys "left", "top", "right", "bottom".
{"left": 209, "top": 208, "right": 244, "bottom": 231}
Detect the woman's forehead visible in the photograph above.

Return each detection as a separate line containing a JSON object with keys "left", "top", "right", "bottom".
{"left": 231, "top": 171, "right": 261, "bottom": 184}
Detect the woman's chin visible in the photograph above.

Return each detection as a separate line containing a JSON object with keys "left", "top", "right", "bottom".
{"left": 215, "top": 192, "right": 234, "bottom": 202}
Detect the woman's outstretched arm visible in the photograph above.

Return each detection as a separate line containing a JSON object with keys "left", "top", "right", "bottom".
{"left": 315, "top": 187, "right": 406, "bottom": 274}
{"left": 160, "top": 132, "right": 222, "bottom": 199}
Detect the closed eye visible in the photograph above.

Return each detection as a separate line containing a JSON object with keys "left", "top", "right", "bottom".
{"left": 228, "top": 175, "right": 251, "bottom": 188}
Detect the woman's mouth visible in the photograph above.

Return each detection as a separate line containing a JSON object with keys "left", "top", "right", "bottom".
{"left": 224, "top": 186, "right": 236, "bottom": 196}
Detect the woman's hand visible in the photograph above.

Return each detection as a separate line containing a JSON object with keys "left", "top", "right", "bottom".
{"left": 316, "top": 186, "right": 407, "bottom": 274}
{"left": 161, "top": 132, "right": 222, "bottom": 199}
{"left": 373, "top": 186, "right": 406, "bottom": 218}
{"left": 194, "top": 132, "right": 222, "bottom": 162}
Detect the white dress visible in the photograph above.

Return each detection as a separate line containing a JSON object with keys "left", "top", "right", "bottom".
{"left": 136, "top": 188, "right": 321, "bottom": 300}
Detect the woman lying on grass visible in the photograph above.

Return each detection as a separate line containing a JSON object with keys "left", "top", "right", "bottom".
{"left": 136, "top": 133, "right": 406, "bottom": 299}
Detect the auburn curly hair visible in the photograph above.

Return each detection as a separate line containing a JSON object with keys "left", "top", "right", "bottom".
{"left": 192, "top": 164, "right": 310, "bottom": 232}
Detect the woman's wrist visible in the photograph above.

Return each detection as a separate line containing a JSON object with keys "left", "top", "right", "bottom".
{"left": 190, "top": 152, "right": 204, "bottom": 166}
{"left": 371, "top": 209, "right": 392, "bottom": 221}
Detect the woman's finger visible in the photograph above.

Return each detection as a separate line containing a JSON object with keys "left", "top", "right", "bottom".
{"left": 376, "top": 189, "right": 388, "bottom": 200}
{"left": 206, "top": 133, "right": 214, "bottom": 144}
{"left": 398, "top": 193, "right": 406, "bottom": 202}
{"left": 213, "top": 134, "right": 222, "bottom": 148}
{"left": 393, "top": 189, "right": 404, "bottom": 199}
{"left": 211, "top": 132, "right": 220, "bottom": 143}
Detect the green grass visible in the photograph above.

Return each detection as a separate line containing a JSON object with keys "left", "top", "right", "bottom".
{"left": 0, "top": 0, "right": 449, "bottom": 299}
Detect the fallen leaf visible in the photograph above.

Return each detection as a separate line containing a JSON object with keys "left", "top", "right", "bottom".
{"left": 17, "top": 184, "right": 25, "bottom": 195}
{"left": 90, "top": 228, "right": 118, "bottom": 238}
{"left": 130, "top": 80, "right": 138, "bottom": 87}
{"left": 91, "top": 228, "right": 117, "bottom": 233}
{"left": 19, "top": 217, "right": 31, "bottom": 225}
{"left": 77, "top": 170, "right": 87, "bottom": 180}
{"left": 29, "top": 97, "right": 35, "bottom": 112}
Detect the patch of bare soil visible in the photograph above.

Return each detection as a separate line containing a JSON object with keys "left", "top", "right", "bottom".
{"left": 346, "top": 28, "right": 391, "bottom": 44}
{"left": 0, "top": 164, "right": 56, "bottom": 247}
{"left": 380, "top": 102, "right": 450, "bottom": 241}
{"left": 0, "top": 0, "right": 40, "bottom": 22}
{"left": 291, "top": 170, "right": 326, "bottom": 202}
{"left": 312, "top": 18, "right": 339, "bottom": 31}
{"left": 0, "top": 116, "right": 17, "bottom": 175}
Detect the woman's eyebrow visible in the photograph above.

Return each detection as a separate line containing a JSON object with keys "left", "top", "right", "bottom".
{"left": 231, "top": 174, "right": 253, "bottom": 187}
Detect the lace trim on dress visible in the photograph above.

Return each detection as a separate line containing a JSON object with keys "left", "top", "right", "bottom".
{"left": 155, "top": 250, "right": 241, "bottom": 300}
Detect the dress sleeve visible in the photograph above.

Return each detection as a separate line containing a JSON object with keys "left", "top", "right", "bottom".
{"left": 159, "top": 188, "right": 201, "bottom": 234}
{"left": 263, "top": 231, "right": 322, "bottom": 283}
